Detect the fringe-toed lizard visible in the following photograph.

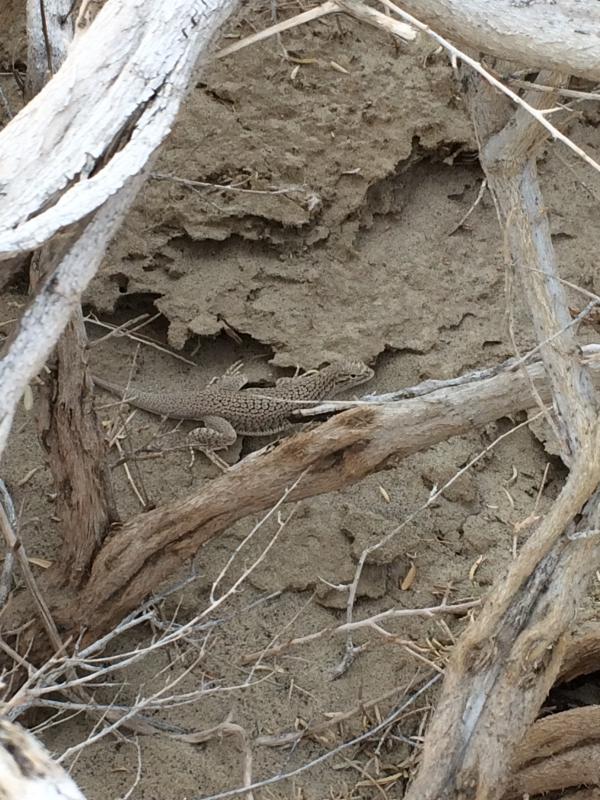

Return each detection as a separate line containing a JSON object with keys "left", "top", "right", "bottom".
{"left": 93, "top": 359, "right": 373, "bottom": 458}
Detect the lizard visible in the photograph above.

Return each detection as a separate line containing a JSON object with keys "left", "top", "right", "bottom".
{"left": 93, "top": 359, "right": 374, "bottom": 460}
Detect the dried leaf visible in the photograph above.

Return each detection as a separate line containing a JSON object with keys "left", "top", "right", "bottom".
{"left": 22, "top": 384, "right": 34, "bottom": 412}
{"left": 28, "top": 557, "right": 52, "bottom": 569}
{"left": 379, "top": 485, "right": 391, "bottom": 503}
{"left": 401, "top": 562, "right": 417, "bottom": 591}
{"left": 329, "top": 60, "right": 349, "bottom": 74}
{"left": 469, "top": 555, "right": 486, "bottom": 582}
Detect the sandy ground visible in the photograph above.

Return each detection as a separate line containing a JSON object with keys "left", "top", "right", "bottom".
{"left": 2, "top": 2, "right": 600, "bottom": 799}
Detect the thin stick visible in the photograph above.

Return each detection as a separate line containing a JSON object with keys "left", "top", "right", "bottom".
{"left": 0, "top": 480, "right": 16, "bottom": 607}
{"left": 38, "top": 0, "right": 54, "bottom": 77}
{"left": 216, "top": 1, "right": 340, "bottom": 58}
{"left": 152, "top": 172, "right": 316, "bottom": 199}
{"left": 241, "top": 599, "right": 479, "bottom": 664}
{"left": 192, "top": 674, "right": 440, "bottom": 800}
{"left": 216, "top": 0, "right": 415, "bottom": 60}
{"left": 86, "top": 316, "right": 197, "bottom": 366}
{"left": 0, "top": 498, "right": 64, "bottom": 654}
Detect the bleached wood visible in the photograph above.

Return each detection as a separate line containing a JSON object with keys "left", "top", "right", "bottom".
{"left": 398, "top": 0, "right": 600, "bottom": 81}
{"left": 25, "top": 0, "right": 73, "bottom": 97}
{"left": 0, "top": 177, "right": 144, "bottom": 456}
{"left": 404, "top": 71, "right": 600, "bottom": 800}
{"left": 472, "top": 71, "right": 598, "bottom": 456}
{"left": 0, "top": 0, "right": 237, "bottom": 259}
{"left": 0, "top": 719, "right": 86, "bottom": 799}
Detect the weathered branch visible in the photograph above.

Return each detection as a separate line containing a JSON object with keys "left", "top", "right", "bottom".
{"left": 470, "top": 71, "right": 598, "bottom": 457}
{"left": 24, "top": 0, "right": 117, "bottom": 584}
{"left": 396, "top": 0, "right": 600, "bottom": 82}
{"left": 504, "top": 705, "right": 600, "bottom": 797}
{"left": 0, "top": 175, "right": 146, "bottom": 457}
{"left": 0, "top": 0, "right": 238, "bottom": 259}
{"left": 39, "top": 346, "right": 600, "bottom": 638}
{"left": 557, "top": 622, "right": 600, "bottom": 682}
{"left": 25, "top": 0, "right": 73, "bottom": 98}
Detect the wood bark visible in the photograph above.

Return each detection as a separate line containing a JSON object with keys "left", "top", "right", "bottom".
{"left": 25, "top": 0, "right": 74, "bottom": 98}
{"left": 24, "top": 0, "right": 116, "bottom": 584}
{"left": 506, "top": 706, "right": 600, "bottom": 798}
{"left": 34, "top": 309, "right": 117, "bottom": 583}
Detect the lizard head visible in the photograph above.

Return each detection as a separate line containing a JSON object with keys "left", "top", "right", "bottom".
{"left": 325, "top": 359, "right": 374, "bottom": 392}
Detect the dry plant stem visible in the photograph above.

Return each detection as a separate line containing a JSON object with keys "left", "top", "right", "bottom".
{"left": 175, "top": 718, "right": 254, "bottom": 800}
{"left": 241, "top": 600, "right": 479, "bottom": 665}
{"left": 0, "top": 496, "right": 65, "bottom": 655}
{"left": 0, "top": 480, "right": 16, "bottom": 607}
{"left": 215, "top": 0, "right": 415, "bottom": 59}
{"left": 254, "top": 681, "right": 416, "bottom": 748}
{"left": 404, "top": 74, "right": 600, "bottom": 800}
{"left": 26, "top": 0, "right": 115, "bottom": 583}
{"left": 193, "top": 674, "right": 440, "bottom": 800}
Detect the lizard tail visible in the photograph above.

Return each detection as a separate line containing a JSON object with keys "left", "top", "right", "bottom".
{"left": 91, "top": 374, "right": 128, "bottom": 398}
{"left": 92, "top": 374, "right": 193, "bottom": 420}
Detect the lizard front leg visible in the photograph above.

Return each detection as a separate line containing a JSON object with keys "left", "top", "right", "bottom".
{"left": 208, "top": 361, "right": 249, "bottom": 391}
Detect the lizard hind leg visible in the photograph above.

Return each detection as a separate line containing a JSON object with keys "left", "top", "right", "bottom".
{"left": 188, "top": 415, "right": 238, "bottom": 471}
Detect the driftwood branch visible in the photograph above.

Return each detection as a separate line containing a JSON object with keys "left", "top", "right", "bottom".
{"left": 471, "top": 71, "right": 598, "bottom": 458}
{"left": 25, "top": 0, "right": 73, "bottom": 98}
{"left": 24, "top": 0, "right": 117, "bottom": 583}
{"left": 0, "top": 0, "right": 238, "bottom": 259}
{"left": 0, "top": 175, "right": 147, "bottom": 457}
{"left": 396, "top": 0, "right": 600, "bottom": 82}
{"left": 28, "top": 345, "right": 597, "bottom": 639}
{"left": 507, "top": 705, "right": 600, "bottom": 798}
